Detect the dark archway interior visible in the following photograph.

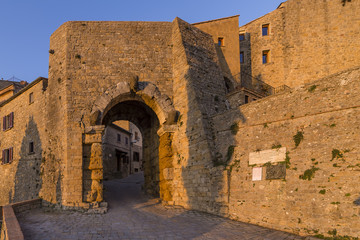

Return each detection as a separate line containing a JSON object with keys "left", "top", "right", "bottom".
{"left": 102, "top": 100, "right": 160, "bottom": 197}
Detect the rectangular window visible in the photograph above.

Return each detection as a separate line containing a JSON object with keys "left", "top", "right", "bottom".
{"left": 29, "top": 142, "right": 34, "bottom": 154}
{"left": 2, "top": 112, "right": 14, "bottom": 131}
{"left": 218, "top": 37, "right": 224, "bottom": 47}
{"left": 262, "top": 50, "right": 270, "bottom": 64}
{"left": 239, "top": 34, "right": 245, "bottom": 41}
{"left": 240, "top": 52, "right": 244, "bottom": 63}
{"left": 29, "top": 92, "right": 34, "bottom": 104}
{"left": 262, "top": 24, "right": 269, "bottom": 36}
{"left": 2, "top": 147, "right": 13, "bottom": 164}
{"left": 133, "top": 152, "right": 139, "bottom": 162}
{"left": 125, "top": 137, "right": 128, "bottom": 145}
{"left": 245, "top": 95, "right": 249, "bottom": 104}
{"left": 117, "top": 134, "right": 121, "bottom": 142}
{"left": 135, "top": 132, "right": 139, "bottom": 141}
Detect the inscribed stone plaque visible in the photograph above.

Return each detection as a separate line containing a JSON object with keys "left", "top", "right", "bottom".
{"left": 252, "top": 167, "right": 262, "bottom": 181}
{"left": 249, "top": 147, "right": 286, "bottom": 165}
{"left": 266, "top": 163, "right": 286, "bottom": 180}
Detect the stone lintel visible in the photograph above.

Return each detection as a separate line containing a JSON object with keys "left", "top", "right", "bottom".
{"left": 84, "top": 125, "right": 105, "bottom": 144}
{"left": 157, "top": 124, "right": 178, "bottom": 136}
{"left": 85, "top": 125, "right": 105, "bottom": 134}
{"left": 249, "top": 147, "right": 287, "bottom": 165}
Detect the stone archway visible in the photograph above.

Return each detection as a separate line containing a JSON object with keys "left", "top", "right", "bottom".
{"left": 83, "top": 80, "right": 178, "bottom": 205}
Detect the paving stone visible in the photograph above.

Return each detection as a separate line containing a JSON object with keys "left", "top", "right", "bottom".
{"left": 17, "top": 173, "right": 307, "bottom": 240}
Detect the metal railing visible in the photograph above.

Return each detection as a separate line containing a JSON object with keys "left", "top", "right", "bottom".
{"left": 232, "top": 72, "right": 290, "bottom": 97}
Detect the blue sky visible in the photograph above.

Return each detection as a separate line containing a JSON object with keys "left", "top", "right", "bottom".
{"left": 0, "top": 0, "right": 284, "bottom": 82}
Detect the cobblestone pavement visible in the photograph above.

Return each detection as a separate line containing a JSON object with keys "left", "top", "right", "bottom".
{"left": 17, "top": 173, "right": 306, "bottom": 240}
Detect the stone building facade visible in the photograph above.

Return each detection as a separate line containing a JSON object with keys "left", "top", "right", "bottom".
{"left": 0, "top": 0, "right": 360, "bottom": 238}
{"left": 0, "top": 80, "right": 28, "bottom": 103}
{"left": 239, "top": 0, "right": 360, "bottom": 88}
{"left": 102, "top": 122, "right": 143, "bottom": 180}
{"left": 102, "top": 124, "right": 131, "bottom": 180}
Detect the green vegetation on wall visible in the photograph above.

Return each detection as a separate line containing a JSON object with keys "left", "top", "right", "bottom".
{"left": 293, "top": 131, "right": 304, "bottom": 148}
{"left": 299, "top": 166, "right": 319, "bottom": 180}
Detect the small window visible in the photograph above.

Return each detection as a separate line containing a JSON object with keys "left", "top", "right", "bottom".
{"left": 125, "top": 137, "right": 128, "bottom": 145}
{"left": 135, "top": 132, "right": 139, "bottom": 141}
{"left": 263, "top": 50, "right": 270, "bottom": 64}
{"left": 2, "top": 112, "right": 14, "bottom": 131}
{"left": 2, "top": 147, "right": 13, "bottom": 164}
{"left": 218, "top": 37, "right": 224, "bottom": 47}
{"left": 245, "top": 95, "right": 249, "bottom": 104}
{"left": 134, "top": 168, "right": 139, "bottom": 172}
{"left": 117, "top": 134, "right": 121, "bottom": 142}
{"left": 253, "top": 98, "right": 257, "bottom": 101}
{"left": 239, "top": 34, "right": 245, "bottom": 41}
{"left": 29, "top": 142, "right": 34, "bottom": 154}
{"left": 29, "top": 92, "right": 34, "bottom": 104}
{"left": 262, "top": 24, "right": 269, "bottom": 36}
{"left": 240, "top": 52, "right": 244, "bottom": 63}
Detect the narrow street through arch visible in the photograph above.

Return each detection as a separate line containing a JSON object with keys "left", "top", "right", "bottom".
{"left": 17, "top": 172, "right": 305, "bottom": 240}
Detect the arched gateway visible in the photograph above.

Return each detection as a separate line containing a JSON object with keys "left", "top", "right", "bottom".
{"left": 82, "top": 80, "right": 178, "bottom": 206}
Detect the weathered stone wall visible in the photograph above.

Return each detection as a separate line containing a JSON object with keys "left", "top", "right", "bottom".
{"left": 194, "top": 16, "right": 240, "bottom": 86}
{"left": 171, "top": 18, "right": 229, "bottom": 214}
{"left": 240, "top": 0, "right": 360, "bottom": 88}
{"left": 48, "top": 21, "right": 173, "bottom": 206}
{"left": 0, "top": 80, "right": 47, "bottom": 206}
{"left": 213, "top": 66, "right": 360, "bottom": 238}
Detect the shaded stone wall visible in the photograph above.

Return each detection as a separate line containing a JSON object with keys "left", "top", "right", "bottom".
{"left": 0, "top": 80, "right": 48, "bottom": 206}
{"left": 194, "top": 16, "right": 240, "bottom": 85}
{"left": 171, "top": 18, "right": 230, "bottom": 214}
{"left": 213, "top": 67, "right": 360, "bottom": 237}
{"left": 240, "top": 0, "right": 360, "bottom": 88}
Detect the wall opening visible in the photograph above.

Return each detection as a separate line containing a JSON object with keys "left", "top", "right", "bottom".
{"left": 101, "top": 100, "right": 160, "bottom": 198}
{"left": 102, "top": 120, "right": 143, "bottom": 180}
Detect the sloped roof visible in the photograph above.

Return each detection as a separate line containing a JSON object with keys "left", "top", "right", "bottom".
{"left": 0, "top": 80, "right": 27, "bottom": 94}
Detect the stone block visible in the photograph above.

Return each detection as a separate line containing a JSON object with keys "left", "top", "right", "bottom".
{"left": 265, "top": 164, "right": 286, "bottom": 180}
{"left": 249, "top": 147, "right": 286, "bottom": 165}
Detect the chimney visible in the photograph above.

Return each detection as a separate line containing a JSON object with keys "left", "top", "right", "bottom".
{"left": 20, "top": 81, "right": 28, "bottom": 86}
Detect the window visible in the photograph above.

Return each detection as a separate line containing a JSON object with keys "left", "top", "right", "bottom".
{"left": 117, "top": 134, "right": 121, "bottom": 142}
{"left": 2, "top": 147, "right": 13, "bottom": 164}
{"left": 262, "top": 24, "right": 269, "bottom": 36}
{"left": 263, "top": 50, "right": 270, "bottom": 64}
{"left": 240, "top": 52, "right": 244, "bottom": 63}
{"left": 29, "top": 92, "right": 34, "bottom": 104}
{"left": 134, "top": 168, "right": 139, "bottom": 172}
{"left": 135, "top": 132, "right": 139, "bottom": 141}
{"left": 125, "top": 137, "right": 128, "bottom": 145}
{"left": 218, "top": 37, "right": 224, "bottom": 47}
{"left": 239, "top": 33, "right": 245, "bottom": 41}
{"left": 2, "top": 112, "right": 14, "bottom": 131}
{"left": 133, "top": 152, "right": 139, "bottom": 162}
{"left": 245, "top": 95, "right": 249, "bottom": 104}
{"left": 29, "top": 142, "right": 34, "bottom": 154}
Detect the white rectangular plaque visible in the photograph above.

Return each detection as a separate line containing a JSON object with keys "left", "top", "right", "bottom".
{"left": 249, "top": 147, "right": 286, "bottom": 165}
{"left": 252, "top": 167, "right": 262, "bottom": 181}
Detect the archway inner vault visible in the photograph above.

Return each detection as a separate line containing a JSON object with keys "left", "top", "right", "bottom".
{"left": 82, "top": 81, "right": 178, "bottom": 205}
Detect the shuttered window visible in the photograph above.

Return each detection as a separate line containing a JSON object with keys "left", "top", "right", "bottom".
{"left": 2, "top": 112, "right": 14, "bottom": 131}
{"left": 2, "top": 147, "right": 13, "bottom": 164}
